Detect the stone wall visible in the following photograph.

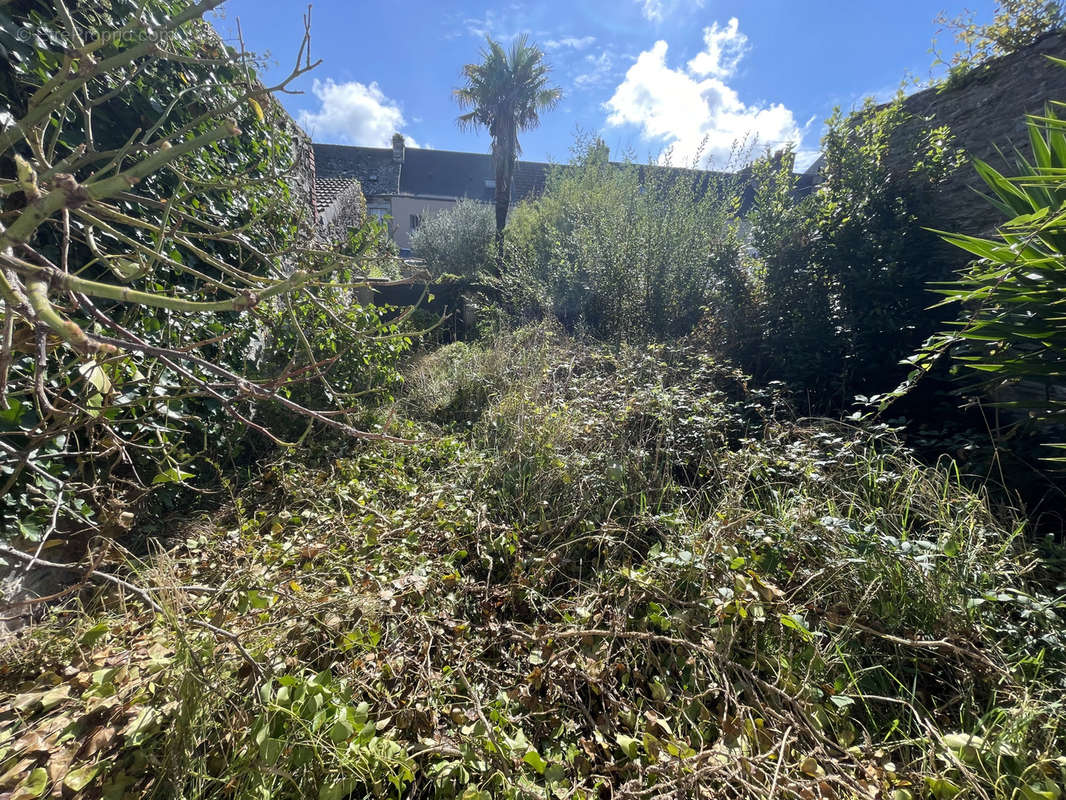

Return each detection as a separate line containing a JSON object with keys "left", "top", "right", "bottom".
{"left": 285, "top": 115, "right": 318, "bottom": 242}
{"left": 887, "top": 32, "right": 1066, "bottom": 237}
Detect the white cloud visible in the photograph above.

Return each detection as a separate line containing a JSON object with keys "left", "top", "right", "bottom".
{"left": 686, "top": 18, "right": 747, "bottom": 78}
{"left": 298, "top": 79, "right": 417, "bottom": 147}
{"left": 604, "top": 20, "right": 802, "bottom": 168}
{"left": 575, "top": 49, "right": 616, "bottom": 88}
{"left": 636, "top": 0, "right": 705, "bottom": 23}
{"left": 638, "top": 0, "right": 666, "bottom": 22}
{"left": 463, "top": 9, "right": 520, "bottom": 42}
{"left": 545, "top": 35, "right": 596, "bottom": 51}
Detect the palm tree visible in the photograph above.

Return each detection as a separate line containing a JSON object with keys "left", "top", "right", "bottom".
{"left": 455, "top": 35, "right": 561, "bottom": 259}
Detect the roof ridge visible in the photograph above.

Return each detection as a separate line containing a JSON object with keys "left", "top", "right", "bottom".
{"left": 312, "top": 140, "right": 555, "bottom": 168}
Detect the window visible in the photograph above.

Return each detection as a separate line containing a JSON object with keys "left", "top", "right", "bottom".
{"left": 484, "top": 179, "right": 496, "bottom": 188}
{"left": 409, "top": 214, "right": 421, "bottom": 230}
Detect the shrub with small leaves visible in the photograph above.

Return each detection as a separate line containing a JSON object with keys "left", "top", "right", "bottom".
{"left": 746, "top": 99, "right": 962, "bottom": 409}
{"left": 933, "top": 0, "right": 1064, "bottom": 83}
{"left": 501, "top": 136, "right": 751, "bottom": 341}
{"left": 410, "top": 198, "right": 496, "bottom": 278}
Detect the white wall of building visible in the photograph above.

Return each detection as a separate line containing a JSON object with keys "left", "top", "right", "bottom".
{"left": 389, "top": 195, "right": 460, "bottom": 251}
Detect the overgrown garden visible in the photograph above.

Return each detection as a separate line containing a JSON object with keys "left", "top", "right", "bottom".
{"left": 2, "top": 1, "right": 1065, "bottom": 799}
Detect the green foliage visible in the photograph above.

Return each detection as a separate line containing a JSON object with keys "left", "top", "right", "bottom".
{"left": 397, "top": 324, "right": 563, "bottom": 426}
{"left": 410, "top": 198, "right": 496, "bottom": 278}
{"left": 339, "top": 215, "right": 401, "bottom": 269}
{"left": 256, "top": 220, "right": 411, "bottom": 440}
{"left": 455, "top": 34, "right": 562, "bottom": 240}
{"left": 245, "top": 672, "right": 415, "bottom": 798}
{"left": 501, "top": 137, "right": 753, "bottom": 342}
{"left": 933, "top": 0, "right": 1064, "bottom": 82}
{"left": 920, "top": 76, "right": 1066, "bottom": 450}
{"left": 0, "top": 0, "right": 404, "bottom": 541}
{"left": 3, "top": 325, "right": 1063, "bottom": 799}
{"left": 255, "top": 296, "right": 411, "bottom": 443}
{"left": 747, "top": 99, "right": 963, "bottom": 408}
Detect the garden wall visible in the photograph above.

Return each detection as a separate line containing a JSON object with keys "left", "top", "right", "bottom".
{"left": 888, "top": 31, "right": 1066, "bottom": 236}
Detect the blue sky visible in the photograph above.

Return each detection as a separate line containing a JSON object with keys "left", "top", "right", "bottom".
{"left": 211, "top": 0, "right": 997, "bottom": 170}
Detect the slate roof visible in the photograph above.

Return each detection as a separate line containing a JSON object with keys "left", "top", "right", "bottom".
{"left": 513, "top": 161, "right": 550, "bottom": 201}
{"left": 399, "top": 148, "right": 493, "bottom": 200}
{"left": 310, "top": 140, "right": 804, "bottom": 210}
{"left": 396, "top": 147, "right": 551, "bottom": 202}
{"left": 312, "top": 141, "right": 551, "bottom": 203}
{"left": 312, "top": 143, "right": 400, "bottom": 197}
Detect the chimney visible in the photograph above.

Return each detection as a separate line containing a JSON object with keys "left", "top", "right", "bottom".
{"left": 392, "top": 133, "right": 405, "bottom": 163}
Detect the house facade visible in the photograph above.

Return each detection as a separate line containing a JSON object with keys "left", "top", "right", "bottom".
{"left": 308, "top": 134, "right": 799, "bottom": 255}
{"left": 311, "top": 134, "right": 550, "bottom": 253}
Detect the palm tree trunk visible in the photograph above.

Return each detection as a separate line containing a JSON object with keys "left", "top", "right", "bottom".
{"left": 491, "top": 132, "right": 515, "bottom": 272}
{"left": 494, "top": 176, "right": 507, "bottom": 268}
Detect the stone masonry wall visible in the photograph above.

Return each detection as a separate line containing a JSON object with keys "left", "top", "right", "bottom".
{"left": 887, "top": 32, "right": 1066, "bottom": 237}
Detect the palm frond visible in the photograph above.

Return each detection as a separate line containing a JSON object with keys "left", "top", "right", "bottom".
{"left": 454, "top": 32, "right": 562, "bottom": 142}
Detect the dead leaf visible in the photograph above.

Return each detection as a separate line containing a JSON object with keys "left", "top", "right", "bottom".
{"left": 39, "top": 686, "right": 69, "bottom": 712}
{"left": 11, "top": 766, "right": 47, "bottom": 800}
{"left": 76, "top": 727, "right": 115, "bottom": 761}
{"left": 13, "top": 731, "right": 48, "bottom": 757}
{"left": 45, "top": 748, "right": 73, "bottom": 785}
{"left": 10, "top": 691, "right": 44, "bottom": 713}
{"left": 0, "top": 758, "right": 36, "bottom": 789}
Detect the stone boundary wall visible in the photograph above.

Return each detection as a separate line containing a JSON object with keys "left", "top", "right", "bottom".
{"left": 885, "top": 34, "right": 1066, "bottom": 424}
{"left": 888, "top": 32, "right": 1066, "bottom": 237}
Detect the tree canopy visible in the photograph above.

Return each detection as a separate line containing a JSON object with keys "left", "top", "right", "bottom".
{"left": 454, "top": 35, "right": 561, "bottom": 248}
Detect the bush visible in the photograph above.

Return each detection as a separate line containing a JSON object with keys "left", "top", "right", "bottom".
{"left": 500, "top": 137, "right": 754, "bottom": 342}
{"left": 746, "top": 100, "right": 962, "bottom": 409}
{"left": 409, "top": 198, "right": 495, "bottom": 277}
{"left": 0, "top": 1, "right": 402, "bottom": 542}
{"left": 8, "top": 327, "right": 1062, "bottom": 799}
{"left": 916, "top": 71, "right": 1066, "bottom": 452}
{"left": 934, "top": 0, "right": 1064, "bottom": 83}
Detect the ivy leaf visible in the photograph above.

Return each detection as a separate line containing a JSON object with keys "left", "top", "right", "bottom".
{"left": 544, "top": 763, "right": 566, "bottom": 783}
{"left": 329, "top": 717, "right": 354, "bottom": 744}
{"left": 319, "top": 779, "right": 356, "bottom": 800}
{"left": 523, "top": 748, "right": 547, "bottom": 774}
{"left": 615, "top": 734, "right": 641, "bottom": 759}
{"left": 152, "top": 467, "right": 195, "bottom": 485}
{"left": 81, "top": 622, "right": 110, "bottom": 647}
{"left": 0, "top": 399, "right": 24, "bottom": 427}
{"left": 15, "top": 767, "right": 48, "bottom": 799}
{"left": 78, "top": 361, "right": 113, "bottom": 394}
{"left": 925, "top": 776, "right": 963, "bottom": 800}
{"left": 781, "top": 613, "right": 814, "bottom": 641}
{"left": 40, "top": 684, "right": 70, "bottom": 710}
{"left": 1019, "top": 782, "right": 1063, "bottom": 800}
